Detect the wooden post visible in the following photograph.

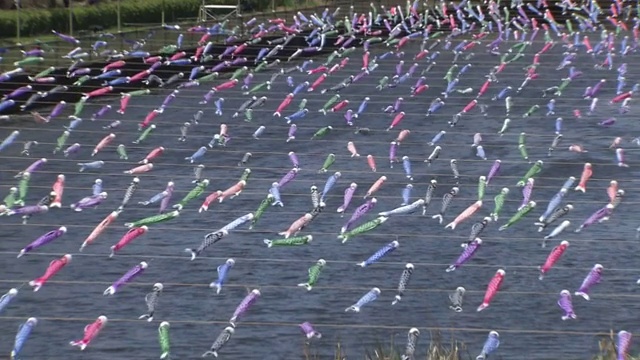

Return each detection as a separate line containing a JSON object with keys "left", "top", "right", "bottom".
{"left": 117, "top": 0, "right": 121, "bottom": 32}
{"left": 161, "top": 0, "right": 166, "bottom": 24}
{"left": 68, "top": 0, "right": 73, "bottom": 36}
{"left": 15, "top": 0, "right": 20, "bottom": 43}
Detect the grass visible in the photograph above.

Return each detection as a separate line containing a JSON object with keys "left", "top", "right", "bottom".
{"left": 593, "top": 330, "right": 639, "bottom": 360}
{"left": 302, "top": 330, "right": 470, "bottom": 360}
{"left": 3, "top": 24, "right": 155, "bottom": 45}
{"left": 2, "top": 0, "right": 125, "bottom": 9}
{"left": 0, "top": 0, "right": 333, "bottom": 71}
{"left": 296, "top": 330, "right": 640, "bottom": 360}
{"left": 1, "top": 0, "right": 331, "bottom": 44}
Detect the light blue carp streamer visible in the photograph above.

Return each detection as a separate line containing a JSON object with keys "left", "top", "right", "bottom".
{"left": 429, "top": 130, "right": 446, "bottom": 145}
{"left": 476, "top": 331, "right": 500, "bottom": 360}
{"left": 214, "top": 98, "right": 224, "bottom": 115}
{"left": 540, "top": 188, "right": 567, "bottom": 222}
{"left": 425, "top": 146, "right": 441, "bottom": 165}
{"left": 555, "top": 117, "right": 563, "bottom": 134}
{"left": 357, "top": 240, "right": 399, "bottom": 267}
{"left": 345, "top": 287, "right": 380, "bottom": 312}
{"left": 544, "top": 220, "right": 571, "bottom": 242}
{"left": 11, "top": 317, "right": 37, "bottom": 359}
{"left": 139, "top": 189, "right": 169, "bottom": 206}
{"left": 357, "top": 96, "right": 369, "bottom": 116}
{"left": 0, "top": 130, "right": 19, "bottom": 152}
{"left": 219, "top": 213, "right": 254, "bottom": 232}
{"left": 320, "top": 172, "right": 341, "bottom": 206}
{"left": 210, "top": 258, "right": 235, "bottom": 294}
{"left": 402, "top": 156, "right": 413, "bottom": 180}
{"left": 185, "top": 146, "right": 207, "bottom": 163}
{"left": 92, "top": 179, "right": 103, "bottom": 196}
{"left": 401, "top": 184, "right": 413, "bottom": 205}
{"left": 561, "top": 176, "right": 576, "bottom": 192}
{"left": 0, "top": 288, "right": 18, "bottom": 314}
{"left": 379, "top": 199, "right": 424, "bottom": 217}
{"left": 269, "top": 182, "right": 283, "bottom": 206}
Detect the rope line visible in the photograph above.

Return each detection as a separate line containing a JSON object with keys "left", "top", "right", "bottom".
{"left": 0, "top": 192, "right": 629, "bottom": 207}
{"left": 2, "top": 86, "right": 635, "bottom": 102}
{"left": 0, "top": 216, "right": 625, "bottom": 236}
{"left": 0, "top": 122, "right": 635, "bottom": 141}
{"left": 1, "top": 279, "right": 640, "bottom": 296}
{"left": 0, "top": 159, "right": 632, "bottom": 175}
{"left": 0, "top": 252, "right": 640, "bottom": 272}
{"left": 0, "top": 315, "right": 615, "bottom": 336}
{"left": 0, "top": 132, "right": 634, "bottom": 147}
